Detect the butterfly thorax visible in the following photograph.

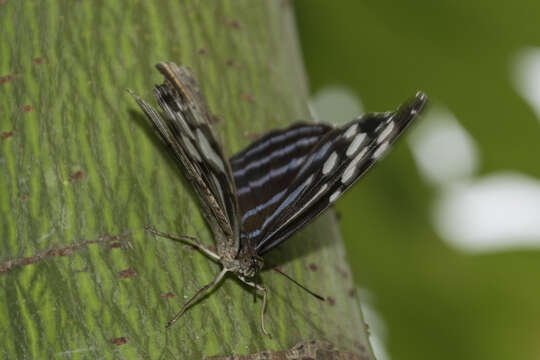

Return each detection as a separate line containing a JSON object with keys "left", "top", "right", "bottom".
{"left": 220, "top": 246, "right": 263, "bottom": 278}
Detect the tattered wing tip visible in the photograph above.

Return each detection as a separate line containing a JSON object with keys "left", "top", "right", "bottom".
{"left": 155, "top": 61, "right": 173, "bottom": 69}
{"left": 155, "top": 61, "right": 188, "bottom": 81}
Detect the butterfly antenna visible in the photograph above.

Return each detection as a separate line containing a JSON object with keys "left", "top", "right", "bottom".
{"left": 272, "top": 267, "right": 325, "bottom": 301}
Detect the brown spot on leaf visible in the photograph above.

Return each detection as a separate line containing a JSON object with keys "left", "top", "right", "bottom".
{"left": 335, "top": 265, "right": 349, "bottom": 279}
{"left": 108, "top": 242, "right": 122, "bottom": 249}
{"left": 225, "top": 59, "right": 239, "bottom": 68}
{"left": 240, "top": 93, "right": 254, "bottom": 103}
{"left": 118, "top": 268, "right": 136, "bottom": 278}
{"left": 1, "top": 131, "right": 14, "bottom": 140}
{"left": 230, "top": 21, "right": 240, "bottom": 29}
{"left": 348, "top": 288, "right": 356, "bottom": 297}
{"left": 223, "top": 19, "right": 241, "bottom": 29}
{"left": 20, "top": 105, "right": 35, "bottom": 113}
{"left": 110, "top": 337, "right": 128, "bottom": 345}
{"left": 327, "top": 296, "right": 336, "bottom": 306}
{"left": 20, "top": 194, "right": 28, "bottom": 200}
{"left": 308, "top": 263, "right": 318, "bottom": 271}
{"left": 0, "top": 74, "right": 17, "bottom": 84}
{"left": 33, "top": 57, "right": 46, "bottom": 64}
{"left": 0, "top": 232, "right": 131, "bottom": 275}
{"left": 197, "top": 48, "right": 207, "bottom": 55}
{"left": 160, "top": 292, "right": 175, "bottom": 299}
{"left": 69, "top": 170, "right": 84, "bottom": 183}
{"left": 47, "top": 247, "right": 73, "bottom": 257}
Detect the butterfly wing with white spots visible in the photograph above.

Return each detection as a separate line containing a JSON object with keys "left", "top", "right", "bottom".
{"left": 246, "top": 92, "right": 428, "bottom": 254}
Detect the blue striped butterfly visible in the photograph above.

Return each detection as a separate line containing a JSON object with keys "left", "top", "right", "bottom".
{"left": 129, "top": 62, "right": 427, "bottom": 336}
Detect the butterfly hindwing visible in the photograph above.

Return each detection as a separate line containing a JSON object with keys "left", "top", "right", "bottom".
{"left": 230, "top": 123, "right": 332, "bottom": 243}
{"left": 252, "top": 92, "right": 427, "bottom": 254}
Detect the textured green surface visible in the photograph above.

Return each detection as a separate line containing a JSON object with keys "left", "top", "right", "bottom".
{"left": 0, "top": 1, "right": 371, "bottom": 359}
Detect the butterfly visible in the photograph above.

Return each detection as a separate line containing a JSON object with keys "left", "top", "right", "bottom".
{"left": 128, "top": 62, "right": 427, "bottom": 336}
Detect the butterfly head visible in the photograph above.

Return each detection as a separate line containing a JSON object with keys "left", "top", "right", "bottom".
{"left": 232, "top": 248, "right": 264, "bottom": 278}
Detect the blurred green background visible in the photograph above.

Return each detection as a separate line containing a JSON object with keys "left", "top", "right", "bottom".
{"left": 294, "top": 1, "right": 540, "bottom": 360}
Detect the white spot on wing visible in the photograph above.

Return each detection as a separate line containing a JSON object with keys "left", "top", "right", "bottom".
{"left": 346, "top": 133, "right": 366, "bottom": 157}
{"left": 377, "top": 121, "right": 395, "bottom": 144}
{"left": 372, "top": 141, "right": 390, "bottom": 160}
{"left": 344, "top": 123, "right": 358, "bottom": 139}
{"left": 196, "top": 129, "right": 225, "bottom": 173}
{"left": 329, "top": 190, "right": 341, "bottom": 203}
{"left": 323, "top": 152, "right": 338, "bottom": 175}
{"left": 342, "top": 147, "right": 368, "bottom": 184}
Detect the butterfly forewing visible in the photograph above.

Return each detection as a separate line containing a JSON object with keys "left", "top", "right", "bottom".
{"left": 252, "top": 92, "right": 428, "bottom": 254}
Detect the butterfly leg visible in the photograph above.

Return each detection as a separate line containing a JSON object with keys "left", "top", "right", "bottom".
{"left": 145, "top": 225, "right": 220, "bottom": 261}
{"left": 239, "top": 276, "right": 270, "bottom": 337}
{"left": 166, "top": 267, "right": 228, "bottom": 328}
